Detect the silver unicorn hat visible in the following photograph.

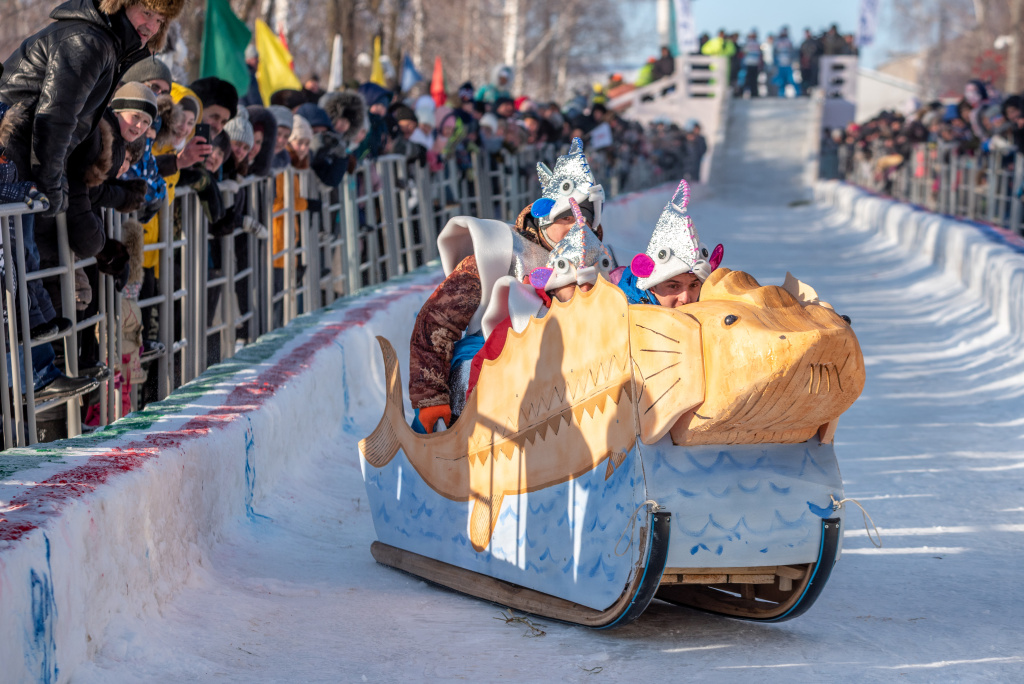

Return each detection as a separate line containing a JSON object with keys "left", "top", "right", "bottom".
{"left": 530, "top": 137, "right": 605, "bottom": 231}
{"left": 632, "top": 179, "right": 715, "bottom": 291}
{"left": 530, "top": 197, "right": 614, "bottom": 291}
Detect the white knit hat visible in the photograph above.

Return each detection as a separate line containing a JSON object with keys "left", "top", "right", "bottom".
{"left": 289, "top": 114, "right": 313, "bottom": 143}
{"left": 223, "top": 108, "right": 254, "bottom": 148}
{"left": 268, "top": 104, "right": 293, "bottom": 130}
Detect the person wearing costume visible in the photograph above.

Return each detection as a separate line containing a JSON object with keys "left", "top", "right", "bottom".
{"left": 409, "top": 138, "right": 607, "bottom": 434}
{"left": 614, "top": 179, "right": 723, "bottom": 307}
{"left": 466, "top": 197, "right": 615, "bottom": 400}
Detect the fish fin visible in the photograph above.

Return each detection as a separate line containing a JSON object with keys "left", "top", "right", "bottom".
{"left": 469, "top": 493, "right": 504, "bottom": 552}
{"left": 358, "top": 336, "right": 406, "bottom": 468}
{"left": 604, "top": 450, "right": 628, "bottom": 480}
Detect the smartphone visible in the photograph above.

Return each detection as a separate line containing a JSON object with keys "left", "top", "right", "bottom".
{"left": 194, "top": 123, "right": 211, "bottom": 145}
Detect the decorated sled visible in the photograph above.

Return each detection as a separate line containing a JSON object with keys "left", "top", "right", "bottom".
{"left": 358, "top": 268, "right": 865, "bottom": 627}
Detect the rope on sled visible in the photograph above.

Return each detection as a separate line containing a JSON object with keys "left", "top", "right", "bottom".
{"left": 831, "top": 494, "right": 883, "bottom": 548}
{"left": 614, "top": 499, "right": 662, "bottom": 557}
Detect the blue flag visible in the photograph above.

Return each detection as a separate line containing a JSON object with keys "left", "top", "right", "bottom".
{"left": 400, "top": 55, "right": 424, "bottom": 93}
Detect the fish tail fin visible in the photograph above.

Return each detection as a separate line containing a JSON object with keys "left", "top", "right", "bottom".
{"left": 359, "top": 336, "right": 407, "bottom": 468}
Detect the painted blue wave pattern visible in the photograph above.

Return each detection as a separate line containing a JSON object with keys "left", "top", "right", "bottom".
{"left": 361, "top": 446, "right": 646, "bottom": 612}
{"left": 645, "top": 438, "right": 844, "bottom": 567}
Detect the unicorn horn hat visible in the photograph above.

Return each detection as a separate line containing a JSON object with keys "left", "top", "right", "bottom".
{"left": 632, "top": 179, "right": 723, "bottom": 291}
{"left": 530, "top": 137, "right": 606, "bottom": 233}
{"left": 529, "top": 197, "right": 616, "bottom": 292}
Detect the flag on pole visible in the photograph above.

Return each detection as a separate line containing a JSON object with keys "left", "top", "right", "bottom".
{"left": 671, "top": 0, "right": 697, "bottom": 56}
{"left": 328, "top": 34, "right": 344, "bottom": 92}
{"left": 400, "top": 54, "right": 423, "bottom": 93}
{"left": 254, "top": 19, "right": 302, "bottom": 105}
{"left": 430, "top": 56, "right": 446, "bottom": 108}
{"left": 199, "top": 0, "right": 253, "bottom": 97}
{"left": 370, "top": 36, "right": 387, "bottom": 87}
{"left": 857, "top": 0, "right": 881, "bottom": 47}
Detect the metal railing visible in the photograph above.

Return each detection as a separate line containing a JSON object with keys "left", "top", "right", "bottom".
{"left": 0, "top": 146, "right": 554, "bottom": 448}
{"left": 841, "top": 142, "right": 1024, "bottom": 237}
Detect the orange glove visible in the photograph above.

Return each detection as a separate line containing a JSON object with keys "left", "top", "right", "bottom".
{"left": 413, "top": 404, "right": 452, "bottom": 434}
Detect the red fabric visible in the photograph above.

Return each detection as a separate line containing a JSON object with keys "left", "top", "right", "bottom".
{"left": 431, "top": 57, "right": 446, "bottom": 108}
{"left": 467, "top": 317, "right": 512, "bottom": 399}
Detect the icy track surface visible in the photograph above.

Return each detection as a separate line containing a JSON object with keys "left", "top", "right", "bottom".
{"left": 77, "top": 100, "right": 1024, "bottom": 682}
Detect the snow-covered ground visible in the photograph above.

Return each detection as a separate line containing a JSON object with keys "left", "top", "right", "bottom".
{"left": 39, "top": 100, "right": 1024, "bottom": 681}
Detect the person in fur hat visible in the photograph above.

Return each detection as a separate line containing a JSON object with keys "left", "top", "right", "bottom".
{"left": 0, "top": 0, "right": 188, "bottom": 217}
{"left": 245, "top": 105, "right": 278, "bottom": 178}
{"left": 191, "top": 76, "right": 238, "bottom": 136}
{"left": 319, "top": 90, "right": 367, "bottom": 139}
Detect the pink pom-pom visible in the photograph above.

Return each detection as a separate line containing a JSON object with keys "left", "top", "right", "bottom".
{"left": 709, "top": 244, "right": 724, "bottom": 271}
{"left": 529, "top": 267, "right": 553, "bottom": 290}
{"left": 631, "top": 254, "right": 655, "bottom": 278}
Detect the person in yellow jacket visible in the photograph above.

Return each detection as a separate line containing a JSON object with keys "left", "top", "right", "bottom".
{"left": 700, "top": 29, "right": 737, "bottom": 84}
{"left": 270, "top": 114, "right": 312, "bottom": 327}
{"left": 138, "top": 83, "right": 209, "bottom": 354}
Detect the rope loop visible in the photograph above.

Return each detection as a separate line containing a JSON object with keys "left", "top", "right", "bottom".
{"left": 831, "top": 494, "right": 882, "bottom": 548}
{"left": 614, "top": 499, "right": 661, "bottom": 557}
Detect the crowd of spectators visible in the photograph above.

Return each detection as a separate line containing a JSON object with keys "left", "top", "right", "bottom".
{"left": 636, "top": 24, "right": 858, "bottom": 98}
{"left": 826, "top": 79, "right": 1024, "bottom": 195}
{"left": 0, "top": 0, "right": 701, "bottom": 440}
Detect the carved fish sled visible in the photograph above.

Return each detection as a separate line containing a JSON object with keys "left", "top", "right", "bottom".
{"left": 359, "top": 268, "right": 865, "bottom": 626}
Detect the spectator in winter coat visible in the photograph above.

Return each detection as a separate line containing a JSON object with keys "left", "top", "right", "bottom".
{"left": 0, "top": 0, "right": 185, "bottom": 216}
{"left": 267, "top": 105, "right": 294, "bottom": 172}
{"left": 246, "top": 105, "right": 279, "bottom": 178}
{"left": 475, "top": 65, "right": 514, "bottom": 106}
{"left": 653, "top": 46, "right": 676, "bottom": 81}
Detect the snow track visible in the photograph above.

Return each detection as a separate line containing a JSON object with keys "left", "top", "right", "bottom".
{"left": 3, "top": 99, "right": 1024, "bottom": 682}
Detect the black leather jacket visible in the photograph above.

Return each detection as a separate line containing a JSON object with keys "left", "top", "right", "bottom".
{"left": 0, "top": 0, "right": 147, "bottom": 215}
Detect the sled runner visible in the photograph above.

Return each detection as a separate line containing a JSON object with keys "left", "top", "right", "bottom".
{"left": 359, "top": 268, "right": 864, "bottom": 626}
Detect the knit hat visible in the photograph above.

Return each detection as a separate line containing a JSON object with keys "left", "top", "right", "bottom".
{"left": 289, "top": 115, "right": 313, "bottom": 143}
{"left": 111, "top": 82, "right": 158, "bottom": 121}
{"left": 190, "top": 76, "right": 239, "bottom": 115}
{"left": 268, "top": 105, "right": 294, "bottom": 130}
{"left": 295, "top": 103, "right": 332, "bottom": 131}
{"left": 224, "top": 108, "right": 254, "bottom": 148}
{"left": 414, "top": 95, "right": 436, "bottom": 127}
{"left": 121, "top": 57, "right": 172, "bottom": 90}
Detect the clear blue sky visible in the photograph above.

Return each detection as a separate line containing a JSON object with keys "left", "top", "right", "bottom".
{"left": 619, "top": 0, "right": 895, "bottom": 69}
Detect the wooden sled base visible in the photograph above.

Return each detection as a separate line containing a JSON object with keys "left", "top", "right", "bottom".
{"left": 656, "top": 518, "right": 842, "bottom": 622}
{"left": 370, "top": 511, "right": 672, "bottom": 629}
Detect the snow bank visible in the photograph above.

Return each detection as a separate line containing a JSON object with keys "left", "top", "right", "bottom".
{"left": 816, "top": 181, "right": 1024, "bottom": 343}
{"left": 0, "top": 273, "right": 438, "bottom": 684}
{"left": 0, "top": 185, "right": 683, "bottom": 684}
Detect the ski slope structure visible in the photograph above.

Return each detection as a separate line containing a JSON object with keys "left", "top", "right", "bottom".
{"left": 2, "top": 98, "right": 1023, "bottom": 682}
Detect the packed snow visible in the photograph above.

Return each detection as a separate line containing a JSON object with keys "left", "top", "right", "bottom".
{"left": 57, "top": 100, "right": 1024, "bottom": 681}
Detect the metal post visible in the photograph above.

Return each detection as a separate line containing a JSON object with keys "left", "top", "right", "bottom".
{"left": 56, "top": 214, "right": 81, "bottom": 436}
{"left": 12, "top": 213, "right": 37, "bottom": 442}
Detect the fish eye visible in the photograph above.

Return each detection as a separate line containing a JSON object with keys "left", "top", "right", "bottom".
{"left": 557, "top": 259, "right": 567, "bottom": 270}
{"left": 840, "top": 314, "right": 852, "bottom": 324}
{"left": 601, "top": 258, "right": 610, "bottom": 268}
{"left": 724, "top": 315, "right": 738, "bottom": 326}
{"left": 560, "top": 179, "right": 574, "bottom": 194}
{"left": 656, "top": 248, "right": 670, "bottom": 262}
{"left": 701, "top": 247, "right": 709, "bottom": 257}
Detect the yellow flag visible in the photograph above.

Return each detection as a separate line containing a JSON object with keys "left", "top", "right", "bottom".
{"left": 370, "top": 36, "right": 386, "bottom": 87}
{"left": 255, "top": 19, "right": 301, "bottom": 105}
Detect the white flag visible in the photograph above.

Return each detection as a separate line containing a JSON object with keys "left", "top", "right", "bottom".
{"left": 328, "top": 35, "right": 343, "bottom": 92}
{"left": 857, "top": 0, "right": 880, "bottom": 48}
{"left": 674, "top": 0, "right": 697, "bottom": 54}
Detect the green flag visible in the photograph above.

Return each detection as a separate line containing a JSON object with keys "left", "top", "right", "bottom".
{"left": 200, "top": 0, "right": 253, "bottom": 98}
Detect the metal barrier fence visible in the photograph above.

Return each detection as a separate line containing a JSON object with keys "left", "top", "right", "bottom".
{"left": 842, "top": 142, "right": 1024, "bottom": 237}
{"left": 0, "top": 147, "right": 555, "bottom": 448}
